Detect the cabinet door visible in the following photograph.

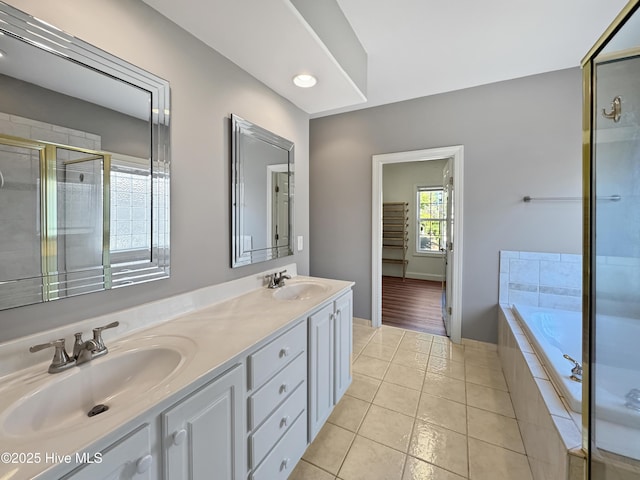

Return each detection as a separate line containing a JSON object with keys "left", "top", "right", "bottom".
{"left": 334, "top": 291, "right": 353, "bottom": 403}
{"left": 308, "top": 302, "right": 334, "bottom": 441}
{"left": 63, "top": 425, "right": 153, "bottom": 480}
{"left": 163, "top": 364, "right": 245, "bottom": 480}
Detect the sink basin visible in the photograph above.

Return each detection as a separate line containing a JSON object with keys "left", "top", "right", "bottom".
{"left": 272, "top": 282, "right": 330, "bottom": 301}
{"left": 2, "top": 342, "right": 188, "bottom": 437}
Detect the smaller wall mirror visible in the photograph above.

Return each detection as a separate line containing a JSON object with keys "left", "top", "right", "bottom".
{"left": 231, "top": 114, "right": 294, "bottom": 267}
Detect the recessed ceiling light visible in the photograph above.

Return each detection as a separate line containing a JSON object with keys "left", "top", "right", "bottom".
{"left": 293, "top": 74, "right": 317, "bottom": 88}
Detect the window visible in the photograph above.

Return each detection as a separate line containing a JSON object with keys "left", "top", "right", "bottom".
{"left": 417, "top": 186, "right": 444, "bottom": 253}
{"left": 110, "top": 168, "right": 152, "bottom": 253}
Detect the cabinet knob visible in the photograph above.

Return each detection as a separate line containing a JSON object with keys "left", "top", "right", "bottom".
{"left": 280, "top": 458, "right": 290, "bottom": 471}
{"left": 136, "top": 454, "right": 153, "bottom": 474}
{"left": 280, "top": 415, "right": 290, "bottom": 428}
{"left": 173, "top": 429, "right": 187, "bottom": 446}
{"left": 336, "top": 308, "right": 342, "bottom": 316}
{"left": 279, "top": 383, "right": 288, "bottom": 394}
{"left": 279, "top": 347, "right": 290, "bottom": 358}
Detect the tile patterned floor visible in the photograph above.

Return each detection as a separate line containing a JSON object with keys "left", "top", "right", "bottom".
{"left": 290, "top": 323, "right": 533, "bottom": 480}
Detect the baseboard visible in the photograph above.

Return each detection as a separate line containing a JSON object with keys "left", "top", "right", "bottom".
{"left": 353, "top": 317, "right": 372, "bottom": 327}
{"left": 406, "top": 272, "right": 444, "bottom": 282}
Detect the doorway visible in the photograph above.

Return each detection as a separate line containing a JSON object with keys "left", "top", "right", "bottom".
{"left": 371, "top": 146, "right": 464, "bottom": 344}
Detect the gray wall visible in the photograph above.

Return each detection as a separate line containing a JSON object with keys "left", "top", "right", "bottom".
{"left": 310, "top": 68, "right": 583, "bottom": 342}
{"left": 0, "top": 0, "right": 309, "bottom": 342}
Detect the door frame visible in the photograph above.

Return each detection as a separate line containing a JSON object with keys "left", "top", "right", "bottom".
{"left": 371, "top": 146, "right": 464, "bottom": 344}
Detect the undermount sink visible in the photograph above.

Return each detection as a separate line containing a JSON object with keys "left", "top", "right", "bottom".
{"left": 272, "top": 281, "right": 330, "bottom": 301}
{"left": 2, "top": 341, "right": 188, "bottom": 437}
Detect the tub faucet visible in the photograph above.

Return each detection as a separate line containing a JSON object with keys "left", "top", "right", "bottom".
{"left": 563, "top": 354, "right": 582, "bottom": 383}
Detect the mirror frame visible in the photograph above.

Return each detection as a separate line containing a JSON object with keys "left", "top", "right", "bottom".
{"left": 0, "top": 2, "right": 171, "bottom": 309}
{"left": 231, "top": 114, "right": 294, "bottom": 267}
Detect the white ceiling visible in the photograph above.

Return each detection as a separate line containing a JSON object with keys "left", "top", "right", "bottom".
{"left": 142, "top": 0, "right": 628, "bottom": 117}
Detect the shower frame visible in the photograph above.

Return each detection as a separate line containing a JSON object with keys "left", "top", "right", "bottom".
{"left": 0, "top": 133, "right": 111, "bottom": 303}
{"left": 581, "top": 0, "right": 640, "bottom": 477}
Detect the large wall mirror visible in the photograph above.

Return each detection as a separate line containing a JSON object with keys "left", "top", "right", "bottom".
{"left": 0, "top": 3, "right": 170, "bottom": 310}
{"left": 231, "top": 114, "right": 294, "bottom": 267}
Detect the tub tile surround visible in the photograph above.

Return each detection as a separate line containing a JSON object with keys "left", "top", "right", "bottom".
{"left": 498, "top": 305, "right": 585, "bottom": 480}
{"left": 292, "top": 323, "right": 534, "bottom": 480}
{"left": 499, "top": 250, "right": 582, "bottom": 311}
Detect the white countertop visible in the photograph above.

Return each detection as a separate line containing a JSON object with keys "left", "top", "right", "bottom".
{"left": 0, "top": 273, "right": 354, "bottom": 479}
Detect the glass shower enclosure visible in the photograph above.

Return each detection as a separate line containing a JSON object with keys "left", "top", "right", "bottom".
{"left": 583, "top": 0, "right": 640, "bottom": 477}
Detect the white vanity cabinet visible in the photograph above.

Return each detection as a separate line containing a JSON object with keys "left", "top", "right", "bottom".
{"left": 308, "top": 290, "right": 353, "bottom": 441}
{"left": 61, "top": 425, "right": 153, "bottom": 480}
{"left": 163, "top": 363, "right": 245, "bottom": 480}
{"left": 247, "top": 320, "right": 308, "bottom": 480}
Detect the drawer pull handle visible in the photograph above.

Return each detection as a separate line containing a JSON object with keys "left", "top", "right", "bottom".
{"left": 173, "top": 429, "right": 187, "bottom": 446}
{"left": 280, "top": 415, "right": 290, "bottom": 428}
{"left": 279, "top": 347, "right": 290, "bottom": 358}
{"left": 279, "top": 383, "right": 288, "bottom": 394}
{"left": 280, "top": 457, "right": 290, "bottom": 471}
{"left": 136, "top": 454, "right": 153, "bottom": 474}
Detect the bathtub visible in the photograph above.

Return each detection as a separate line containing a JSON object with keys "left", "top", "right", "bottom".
{"left": 513, "top": 304, "right": 640, "bottom": 431}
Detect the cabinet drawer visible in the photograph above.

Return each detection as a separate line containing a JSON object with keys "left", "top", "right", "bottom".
{"left": 250, "top": 382, "right": 306, "bottom": 468}
{"left": 250, "top": 412, "right": 307, "bottom": 480}
{"left": 249, "top": 321, "right": 306, "bottom": 390}
{"left": 249, "top": 352, "right": 306, "bottom": 429}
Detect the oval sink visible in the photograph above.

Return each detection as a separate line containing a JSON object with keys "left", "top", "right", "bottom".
{"left": 272, "top": 282, "right": 330, "bottom": 301}
{"left": 2, "top": 345, "right": 185, "bottom": 437}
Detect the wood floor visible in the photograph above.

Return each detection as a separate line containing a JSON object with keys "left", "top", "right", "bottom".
{"left": 381, "top": 276, "right": 447, "bottom": 336}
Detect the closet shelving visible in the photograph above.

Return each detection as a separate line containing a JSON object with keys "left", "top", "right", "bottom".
{"left": 382, "top": 202, "right": 409, "bottom": 280}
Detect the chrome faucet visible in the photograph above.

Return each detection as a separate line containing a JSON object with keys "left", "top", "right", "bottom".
{"left": 30, "top": 321, "right": 119, "bottom": 373}
{"left": 563, "top": 354, "right": 582, "bottom": 383}
{"left": 265, "top": 269, "right": 292, "bottom": 289}
{"left": 29, "top": 338, "right": 76, "bottom": 373}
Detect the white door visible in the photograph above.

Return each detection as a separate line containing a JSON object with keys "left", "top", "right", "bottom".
{"left": 271, "top": 171, "right": 289, "bottom": 248}
{"left": 308, "top": 302, "right": 334, "bottom": 441}
{"left": 333, "top": 291, "right": 353, "bottom": 404}
{"left": 442, "top": 159, "right": 454, "bottom": 337}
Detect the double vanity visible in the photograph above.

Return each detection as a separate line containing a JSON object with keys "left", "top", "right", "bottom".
{"left": 0, "top": 270, "right": 353, "bottom": 479}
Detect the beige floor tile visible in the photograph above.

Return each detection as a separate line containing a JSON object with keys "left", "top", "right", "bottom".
{"left": 398, "top": 336, "right": 432, "bottom": 354}
{"left": 358, "top": 404, "right": 415, "bottom": 452}
{"left": 373, "top": 381, "right": 421, "bottom": 416}
{"left": 416, "top": 393, "right": 467, "bottom": 434}
{"left": 328, "top": 395, "right": 371, "bottom": 432}
{"left": 422, "top": 372, "right": 466, "bottom": 404}
{"left": 467, "top": 406, "right": 525, "bottom": 453}
{"left": 402, "top": 456, "right": 466, "bottom": 480}
{"left": 353, "top": 324, "right": 376, "bottom": 341}
{"left": 465, "top": 364, "right": 508, "bottom": 391}
{"left": 362, "top": 342, "right": 398, "bottom": 361}
{"left": 427, "top": 356, "right": 466, "bottom": 381}
{"left": 431, "top": 335, "right": 451, "bottom": 344}
{"left": 347, "top": 373, "right": 382, "bottom": 402}
{"left": 430, "top": 342, "right": 465, "bottom": 362}
{"left": 408, "top": 420, "right": 468, "bottom": 477}
{"left": 303, "top": 423, "right": 355, "bottom": 475}
{"left": 353, "top": 355, "right": 390, "bottom": 380}
{"left": 339, "top": 435, "right": 406, "bottom": 480}
{"left": 392, "top": 349, "right": 430, "bottom": 369}
{"left": 466, "top": 382, "right": 515, "bottom": 418}
{"left": 370, "top": 329, "right": 404, "bottom": 348}
{"left": 464, "top": 349, "right": 502, "bottom": 371}
{"left": 468, "top": 437, "right": 532, "bottom": 480}
{"left": 403, "top": 331, "right": 437, "bottom": 343}
{"left": 289, "top": 460, "right": 336, "bottom": 480}
{"left": 384, "top": 363, "right": 426, "bottom": 391}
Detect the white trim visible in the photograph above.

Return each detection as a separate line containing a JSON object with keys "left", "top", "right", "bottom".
{"left": 372, "top": 146, "right": 464, "bottom": 344}
{"left": 405, "top": 273, "right": 444, "bottom": 282}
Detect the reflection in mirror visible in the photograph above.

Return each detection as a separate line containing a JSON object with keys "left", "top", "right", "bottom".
{"left": 231, "top": 114, "right": 294, "bottom": 267}
{"left": 0, "top": 3, "right": 170, "bottom": 310}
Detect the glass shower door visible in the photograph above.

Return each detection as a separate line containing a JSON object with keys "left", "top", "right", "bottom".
{"left": 585, "top": 1, "right": 640, "bottom": 477}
